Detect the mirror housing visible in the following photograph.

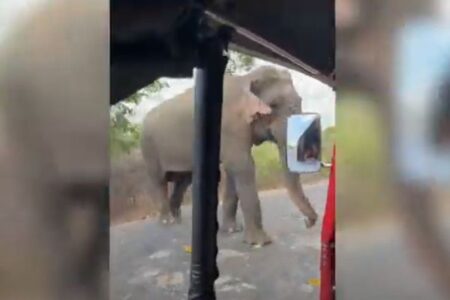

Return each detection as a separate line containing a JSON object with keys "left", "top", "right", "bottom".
{"left": 287, "top": 113, "right": 322, "bottom": 173}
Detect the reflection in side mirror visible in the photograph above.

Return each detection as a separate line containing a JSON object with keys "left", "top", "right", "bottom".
{"left": 287, "top": 114, "right": 322, "bottom": 173}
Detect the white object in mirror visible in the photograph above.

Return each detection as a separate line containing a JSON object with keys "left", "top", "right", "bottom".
{"left": 287, "top": 113, "right": 322, "bottom": 173}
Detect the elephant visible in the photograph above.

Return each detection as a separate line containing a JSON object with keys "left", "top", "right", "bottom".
{"left": 141, "top": 65, "right": 318, "bottom": 246}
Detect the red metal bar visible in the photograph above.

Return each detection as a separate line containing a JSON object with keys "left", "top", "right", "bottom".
{"left": 320, "top": 145, "right": 335, "bottom": 300}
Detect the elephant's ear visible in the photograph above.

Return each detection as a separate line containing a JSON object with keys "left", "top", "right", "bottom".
{"left": 240, "top": 90, "right": 272, "bottom": 124}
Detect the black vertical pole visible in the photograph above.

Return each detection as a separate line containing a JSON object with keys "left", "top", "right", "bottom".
{"left": 188, "top": 21, "right": 230, "bottom": 300}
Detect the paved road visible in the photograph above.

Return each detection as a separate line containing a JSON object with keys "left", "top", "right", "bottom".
{"left": 111, "top": 182, "right": 328, "bottom": 300}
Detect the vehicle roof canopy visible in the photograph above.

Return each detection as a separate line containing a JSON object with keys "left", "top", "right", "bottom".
{"left": 111, "top": 0, "right": 335, "bottom": 103}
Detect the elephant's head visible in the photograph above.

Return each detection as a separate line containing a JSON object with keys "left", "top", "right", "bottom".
{"left": 244, "top": 66, "right": 303, "bottom": 146}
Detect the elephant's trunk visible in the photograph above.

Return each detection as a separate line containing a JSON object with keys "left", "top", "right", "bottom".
{"left": 272, "top": 119, "right": 318, "bottom": 226}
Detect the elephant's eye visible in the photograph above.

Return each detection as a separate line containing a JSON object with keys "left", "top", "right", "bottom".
{"left": 270, "top": 102, "right": 279, "bottom": 110}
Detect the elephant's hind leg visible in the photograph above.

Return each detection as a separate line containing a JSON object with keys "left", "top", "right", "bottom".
{"left": 221, "top": 171, "right": 243, "bottom": 233}
{"left": 169, "top": 172, "right": 191, "bottom": 224}
{"left": 149, "top": 179, "right": 172, "bottom": 224}
{"left": 142, "top": 137, "right": 172, "bottom": 224}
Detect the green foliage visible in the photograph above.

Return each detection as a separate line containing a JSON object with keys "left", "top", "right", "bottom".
{"left": 110, "top": 79, "right": 168, "bottom": 159}
{"left": 253, "top": 143, "right": 284, "bottom": 189}
{"left": 318, "top": 126, "right": 336, "bottom": 177}
{"left": 126, "top": 80, "right": 169, "bottom": 104}
{"left": 322, "top": 126, "right": 336, "bottom": 162}
{"left": 142, "top": 80, "right": 169, "bottom": 95}
{"left": 226, "top": 51, "right": 255, "bottom": 74}
{"left": 322, "top": 126, "right": 336, "bottom": 140}
{"left": 110, "top": 113, "right": 141, "bottom": 159}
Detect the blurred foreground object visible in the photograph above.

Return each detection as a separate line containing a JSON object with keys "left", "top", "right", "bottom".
{"left": 337, "top": 0, "right": 450, "bottom": 299}
{"left": 393, "top": 8, "right": 450, "bottom": 297}
{"left": 393, "top": 17, "right": 450, "bottom": 183}
{"left": 0, "top": 1, "right": 108, "bottom": 300}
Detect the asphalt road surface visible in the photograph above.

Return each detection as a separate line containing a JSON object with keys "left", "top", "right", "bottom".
{"left": 111, "top": 181, "right": 328, "bottom": 300}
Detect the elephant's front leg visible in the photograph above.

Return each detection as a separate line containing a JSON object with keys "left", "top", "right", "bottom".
{"left": 232, "top": 166, "right": 272, "bottom": 246}
{"left": 221, "top": 171, "right": 243, "bottom": 233}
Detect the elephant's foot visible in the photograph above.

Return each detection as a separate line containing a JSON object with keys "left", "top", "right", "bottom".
{"left": 170, "top": 209, "right": 182, "bottom": 224}
{"left": 174, "top": 215, "right": 182, "bottom": 224}
{"left": 221, "top": 220, "right": 243, "bottom": 234}
{"left": 244, "top": 229, "right": 272, "bottom": 247}
{"left": 159, "top": 213, "right": 176, "bottom": 225}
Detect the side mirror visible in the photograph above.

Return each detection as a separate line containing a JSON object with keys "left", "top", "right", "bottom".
{"left": 287, "top": 113, "right": 322, "bottom": 173}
